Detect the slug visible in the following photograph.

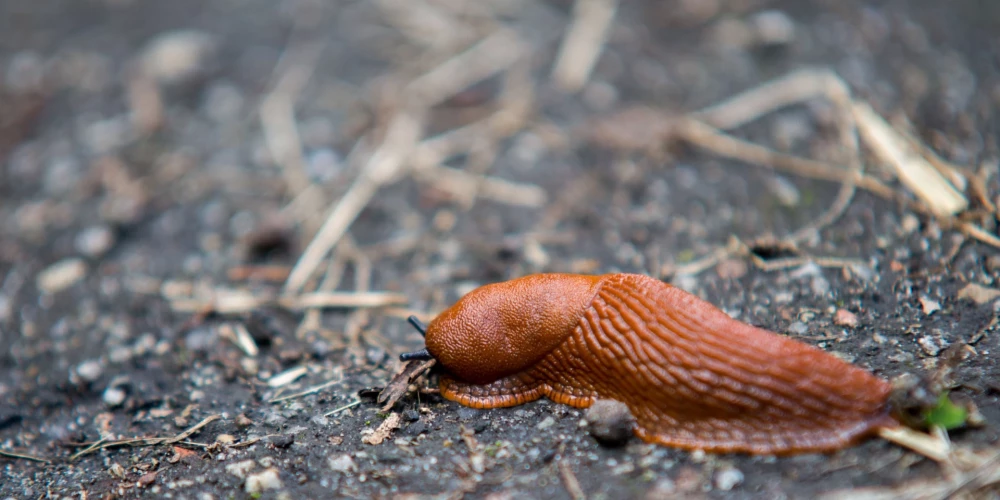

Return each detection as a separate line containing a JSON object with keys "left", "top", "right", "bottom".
{"left": 400, "top": 273, "right": 898, "bottom": 455}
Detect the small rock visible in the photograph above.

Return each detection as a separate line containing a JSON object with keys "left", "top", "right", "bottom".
{"left": 267, "top": 434, "right": 294, "bottom": 448}
{"left": 309, "top": 415, "right": 330, "bottom": 427}
{"left": 328, "top": 454, "right": 358, "bottom": 473}
{"left": 139, "top": 30, "right": 217, "bottom": 85}
{"left": 37, "top": 258, "right": 87, "bottom": 294}
{"left": 366, "top": 347, "right": 386, "bottom": 366}
{"left": 76, "top": 360, "right": 103, "bottom": 382}
{"left": 473, "top": 420, "right": 489, "bottom": 434}
{"left": 225, "top": 459, "right": 256, "bottom": 479}
{"left": 645, "top": 478, "right": 676, "bottom": 499}
{"left": 788, "top": 321, "right": 809, "bottom": 336}
{"left": 918, "top": 336, "right": 947, "bottom": 356}
{"left": 986, "top": 255, "right": 1000, "bottom": 273}
{"left": 956, "top": 283, "right": 1000, "bottom": 305}
{"left": 714, "top": 467, "right": 744, "bottom": 491}
{"left": 919, "top": 296, "right": 941, "bottom": 315}
{"left": 245, "top": 468, "right": 282, "bottom": 494}
{"left": 584, "top": 400, "right": 635, "bottom": 447}
{"left": 235, "top": 413, "right": 253, "bottom": 428}
{"left": 404, "top": 421, "right": 427, "bottom": 436}
{"left": 833, "top": 309, "right": 858, "bottom": 328}
{"left": 536, "top": 416, "right": 556, "bottom": 430}
{"left": 402, "top": 409, "right": 420, "bottom": 422}
{"left": 102, "top": 386, "right": 126, "bottom": 408}
{"left": 750, "top": 10, "right": 795, "bottom": 46}
{"left": 137, "top": 471, "right": 158, "bottom": 488}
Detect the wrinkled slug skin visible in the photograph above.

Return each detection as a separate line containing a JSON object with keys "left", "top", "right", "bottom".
{"left": 424, "top": 273, "right": 897, "bottom": 455}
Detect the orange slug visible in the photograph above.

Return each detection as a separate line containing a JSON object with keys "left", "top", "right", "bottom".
{"left": 400, "top": 273, "right": 898, "bottom": 455}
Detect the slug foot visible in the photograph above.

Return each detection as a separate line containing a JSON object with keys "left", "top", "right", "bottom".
{"left": 440, "top": 373, "right": 545, "bottom": 409}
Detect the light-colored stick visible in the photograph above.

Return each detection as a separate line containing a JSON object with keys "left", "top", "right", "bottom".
{"left": 551, "top": 0, "right": 618, "bottom": 93}
{"left": 283, "top": 112, "right": 423, "bottom": 294}
{"left": 852, "top": 101, "right": 968, "bottom": 217}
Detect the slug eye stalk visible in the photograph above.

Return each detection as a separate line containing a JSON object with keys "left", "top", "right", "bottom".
{"left": 399, "top": 315, "right": 433, "bottom": 361}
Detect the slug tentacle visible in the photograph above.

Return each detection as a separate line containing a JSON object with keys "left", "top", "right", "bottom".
{"left": 422, "top": 272, "right": 897, "bottom": 455}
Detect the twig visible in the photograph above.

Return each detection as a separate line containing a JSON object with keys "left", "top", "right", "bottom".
{"left": 324, "top": 399, "right": 361, "bottom": 417}
{"left": 558, "top": 459, "right": 587, "bottom": 500}
{"left": 414, "top": 165, "right": 547, "bottom": 208}
{"left": 852, "top": 101, "right": 967, "bottom": 217}
{"left": 0, "top": 449, "right": 51, "bottom": 463}
{"left": 877, "top": 426, "right": 950, "bottom": 463}
{"left": 168, "top": 289, "right": 409, "bottom": 314}
{"left": 283, "top": 112, "right": 423, "bottom": 294}
{"left": 404, "top": 28, "right": 527, "bottom": 107}
{"left": 269, "top": 371, "right": 343, "bottom": 403}
{"left": 69, "top": 415, "right": 221, "bottom": 460}
{"left": 551, "top": 0, "right": 619, "bottom": 93}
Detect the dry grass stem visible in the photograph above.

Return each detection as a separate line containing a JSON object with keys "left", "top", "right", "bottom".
{"left": 283, "top": 112, "right": 423, "bottom": 294}
{"left": 376, "top": 0, "right": 473, "bottom": 51}
{"left": 559, "top": 459, "right": 587, "bottom": 500}
{"left": 551, "top": 0, "right": 618, "bottom": 93}
{"left": 877, "top": 426, "right": 950, "bottom": 463}
{"left": 267, "top": 366, "right": 308, "bottom": 388}
{"left": 69, "top": 415, "right": 221, "bottom": 461}
{"left": 416, "top": 165, "right": 547, "bottom": 208}
{"left": 404, "top": 28, "right": 527, "bottom": 107}
{"left": 167, "top": 288, "right": 408, "bottom": 314}
{"left": 851, "top": 101, "right": 968, "bottom": 217}
{"left": 324, "top": 399, "right": 361, "bottom": 417}
{"left": 218, "top": 322, "right": 259, "bottom": 357}
{"left": 694, "top": 68, "right": 851, "bottom": 130}
{"left": 269, "top": 370, "right": 343, "bottom": 403}
{"left": 0, "top": 449, "right": 51, "bottom": 463}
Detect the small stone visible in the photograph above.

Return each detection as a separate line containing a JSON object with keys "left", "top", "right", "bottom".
{"left": 957, "top": 283, "right": 1000, "bottom": 305}
{"left": 750, "top": 10, "right": 795, "bottom": 46}
{"left": 402, "top": 409, "right": 420, "bottom": 422}
{"left": 584, "top": 399, "right": 635, "bottom": 447}
{"left": 139, "top": 30, "right": 217, "bottom": 85}
{"left": 714, "top": 467, "right": 744, "bottom": 491}
{"left": 267, "top": 434, "right": 294, "bottom": 448}
{"left": 986, "top": 255, "right": 1000, "bottom": 273}
{"left": 918, "top": 336, "right": 946, "bottom": 356}
{"left": 215, "top": 434, "right": 235, "bottom": 444}
{"left": 536, "top": 416, "right": 556, "bottom": 430}
{"left": 404, "top": 421, "right": 427, "bottom": 436}
{"left": 901, "top": 213, "right": 920, "bottom": 234}
{"left": 833, "top": 309, "right": 858, "bottom": 328}
{"left": 37, "top": 258, "right": 87, "bottom": 294}
{"left": 76, "top": 360, "right": 103, "bottom": 382}
{"left": 309, "top": 415, "right": 330, "bottom": 427}
{"left": 225, "top": 460, "right": 256, "bottom": 479}
{"left": 102, "top": 386, "right": 126, "bottom": 408}
{"left": 235, "top": 413, "right": 253, "bottom": 428}
{"left": 328, "top": 454, "right": 358, "bottom": 473}
{"left": 788, "top": 321, "right": 809, "bottom": 336}
{"left": 645, "top": 478, "right": 676, "bottom": 499}
{"left": 919, "top": 297, "right": 941, "bottom": 315}
{"left": 244, "top": 468, "right": 282, "bottom": 494}
{"left": 108, "top": 463, "right": 126, "bottom": 479}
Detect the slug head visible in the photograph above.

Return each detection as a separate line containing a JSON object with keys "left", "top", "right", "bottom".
{"left": 424, "top": 274, "right": 602, "bottom": 385}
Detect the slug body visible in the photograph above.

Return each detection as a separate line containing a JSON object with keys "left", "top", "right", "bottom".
{"left": 422, "top": 273, "right": 896, "bottom": 455}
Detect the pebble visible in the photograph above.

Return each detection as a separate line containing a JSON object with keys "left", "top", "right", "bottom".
{"left": 328, "top": 454, "right": 358, "bottom": 473}
{"left": 714, "top": 467, "right": 745, "bottom": 491}
{"left": 833, "top": 309, "right": 859, "bottom": 328}
{"left": 402, "top": 409, "right": 420, "bottom": 422}
{"left": 750, "top": 10, "right": 796, "bottom": 46}
{"left": 584, "top": 400, "right": 635, "bottom": 447}
{"left": 37, "top": 258, "right": 87, "bottom": 294}
{"left": 244, "top": 468, "right": 282, "bottom": 494}
{"left": 788, "top": 321, "right": 809, "bottom": 336}
{"left": 76, "top": 360, "right": 104, "bottom": 382}
{"left": 267, "top": 434, "right": 294, "bottom": 448}
{"left": 235, "top": 414, "right": 254, "bottom": 428}
{"left": 102, "top": 386, "right": 126, "bottom": 408}
{"left": 919, "top": 297, "right": 941, "bottom": 315}
{"left": 225, "top": 460, "right": 256, "bottom": 479}
{"left": 75, "top": 226, "right": 115, "bottom": 258}
{"left": 139, "top": 30, "right": 217, "bottom": 85}
{"left": 536, "top": 416, "right": 556, "bottom": 430}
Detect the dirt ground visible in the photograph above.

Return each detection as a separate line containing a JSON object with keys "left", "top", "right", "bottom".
{"left": 2, "top": 0, "right": 999, "bottom": 498}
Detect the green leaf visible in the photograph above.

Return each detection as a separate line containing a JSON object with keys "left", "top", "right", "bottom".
{"left": 924, "top": 392, "right": 967, "bottom": 430}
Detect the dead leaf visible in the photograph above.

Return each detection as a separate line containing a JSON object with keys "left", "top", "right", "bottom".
{"left": 137, "top": 470, "right": 158, "bottom": 488}
{"left": 957, "top": 283, "right": 1000, "bottom": 305}
{"left": 361, "top": 412, "right": 401, "bottom": 445}
{"left": 377, "top": 359, "right": 436, "bottom": 412}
